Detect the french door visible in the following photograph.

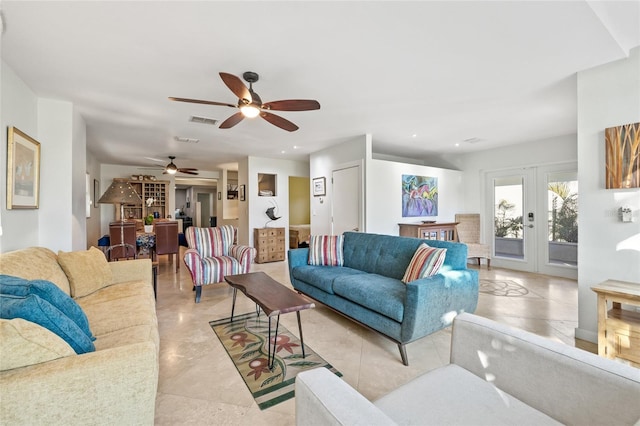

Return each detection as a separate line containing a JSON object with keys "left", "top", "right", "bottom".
{"left": 485, "top": 163, "right": 578, "bottom": 279}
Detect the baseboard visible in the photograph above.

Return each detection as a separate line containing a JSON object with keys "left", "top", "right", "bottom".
{"left": 575, "top": 327, "right": 597, "bottom": 343}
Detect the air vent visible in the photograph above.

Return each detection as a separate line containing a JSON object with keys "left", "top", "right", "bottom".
{"left": 174, "top": 136, "right": 199, "bottom": 144}
{"left": 463, "top": 137, "right": 484, "bottom": 144}
{"left": 189, "top": 116, "right": 218, "bottom": 126}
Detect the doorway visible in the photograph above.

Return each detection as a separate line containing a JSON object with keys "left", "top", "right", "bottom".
{"left": 332, "top": 163, "right": 363, "bottom": 235}
{"left": 485, "top": 163, "right": 578, "bottom": 279}
{"left": 197, "top": 193, "right": 213, "bottom": 227}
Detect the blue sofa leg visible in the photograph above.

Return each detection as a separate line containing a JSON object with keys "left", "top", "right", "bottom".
{"left": 399, "top": 344, "right": 408, "bottom": 366}
{"left": 194, "top": 286, "right": 202, "bottom": 303}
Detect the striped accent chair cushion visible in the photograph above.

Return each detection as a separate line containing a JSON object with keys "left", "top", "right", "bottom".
{"left": 308, "top": 235, "right": 344, "bottom": 266}
{"left": 401, "top": 243, "right": 447, "bottom": 283}
{"left": 185, "top": 225, "right": 235, "bottom": 258}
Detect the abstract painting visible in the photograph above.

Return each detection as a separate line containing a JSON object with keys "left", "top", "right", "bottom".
{"left": 402, "top": 174, "right": 438, "bottom": 217}
{"left": 605, "top": 122, "right": 640, "bottom": 189}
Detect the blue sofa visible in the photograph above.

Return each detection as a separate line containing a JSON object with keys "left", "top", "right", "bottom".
{"left": 288, "top": 232, "right": 479, "bottom": 365}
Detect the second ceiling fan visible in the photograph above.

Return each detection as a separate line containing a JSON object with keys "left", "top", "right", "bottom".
{"left": 164, "top": 156, "right": 198, "bottom": 175}
{"left": 169, "top": 72, "right": 320, "bottom": 132}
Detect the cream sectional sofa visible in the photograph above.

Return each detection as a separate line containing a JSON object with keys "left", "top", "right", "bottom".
{"left": 296, "top": 313, "right": 640, "bottom": 425}
{"left": 0, "top": 247, "right": 159, "bottom": 425}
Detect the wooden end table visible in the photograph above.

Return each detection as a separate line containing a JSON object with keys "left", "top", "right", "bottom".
{"left": 224, "top": 272, "right": 315, "bottom": 369}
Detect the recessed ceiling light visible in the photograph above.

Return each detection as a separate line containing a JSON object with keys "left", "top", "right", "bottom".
{"left": 293, "top": 145, "right": 298, "bottom": 149}
{"left": 455, "top": 143, "right": 460, "bottom": 147}
{"left": 412, "top": 134, "right": 417, "bottom": 138}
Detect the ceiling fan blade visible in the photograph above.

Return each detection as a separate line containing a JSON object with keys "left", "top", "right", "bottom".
{"left": 168, "top": 97, "right": 236, "bottom": 108}
{"left": 219, "top": 72, "right": 251, "bottom": 102}
{"left": 262, "top": 99, "right": 321, "bottom": 111}
{"left": 178, "top": 169, "right": 199, "bottom": 175}
{"left": 176, "top": 168, "right": 198, "bottom": 171}
{"left": 260, "top": 111, "right": 299, "bottom": 132}
{"left": 219, "top": 112, "right": 245, "bottom": 129}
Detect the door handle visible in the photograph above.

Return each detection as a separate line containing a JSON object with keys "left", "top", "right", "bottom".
{"left": 527, "top": 224, "right": 534, "bottom": 228}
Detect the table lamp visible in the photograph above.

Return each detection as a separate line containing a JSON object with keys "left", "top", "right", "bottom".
{"left": 98, "top": 180, "right": 142, "bottom": 259}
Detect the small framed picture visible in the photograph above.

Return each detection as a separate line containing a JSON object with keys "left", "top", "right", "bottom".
{"left": 239, "top": 184, "right": 246, "bottom": 201}
{"left": 93, "top": 179, "right": 100, "bottom": 209}
{"left": 312, "top": 177, "right": 326, "bottom": 197}
{"left": 7, "top": 127, "right": 41, "bottom": 209}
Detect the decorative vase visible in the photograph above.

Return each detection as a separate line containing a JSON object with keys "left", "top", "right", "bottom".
{"left": 144, "top": 225, "right": 153, "bottom": 233}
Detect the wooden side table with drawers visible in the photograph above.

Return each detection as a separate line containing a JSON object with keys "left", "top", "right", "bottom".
{"left": 254, "top": 227, "right": 285, "bottom": 263}
{"left": 591, "top": 279, "right": 640, "bottom": 367}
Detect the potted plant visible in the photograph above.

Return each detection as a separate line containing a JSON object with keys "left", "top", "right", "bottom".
{"left": 144, "top": 214, "right": 154, "bottom": 233}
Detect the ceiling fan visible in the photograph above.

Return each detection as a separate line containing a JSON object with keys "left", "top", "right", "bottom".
{"left": 163, "top": 156, "right": 198, "bottom": 175}
{"left": 169, "top": 71, "right": 320, "bottom": 132}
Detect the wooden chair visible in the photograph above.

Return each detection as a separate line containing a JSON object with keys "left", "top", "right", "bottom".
{"left": 108, "top": 221, "right": 137, "bottom": 261}
{"left": 455, "top": 213, "right": 491, "bottom": 268}
{"left": 154, "top": 220, "right": 180, "bottom": 272}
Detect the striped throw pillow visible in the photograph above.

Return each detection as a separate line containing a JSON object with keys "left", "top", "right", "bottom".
{"left": 401, "top": 244, "right": 447, "bottom": 283}
{"left": 308, "top": 235, "right": 344, "bottom": 266}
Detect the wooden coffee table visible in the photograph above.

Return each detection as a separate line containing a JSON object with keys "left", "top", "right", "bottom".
{"left": 224, "top": 272, "right": 315, "bottom": 369}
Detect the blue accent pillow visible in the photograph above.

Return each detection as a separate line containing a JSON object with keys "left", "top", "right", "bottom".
{"left": 0, "top": 294, "right": 95, "bottom": 354}
{"left": 0, "top": 275, "right": 95, "bottom": 341}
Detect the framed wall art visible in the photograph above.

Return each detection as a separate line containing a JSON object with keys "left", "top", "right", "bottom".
{"left": 93, "top": 179, "right": 100, "bottom": 208}
{"left": 402, "top": 174, "right": 438, "bottom": 217}
{"left": 312, "top": 177, "right": 326, "bottom": 196}
{"left": 239, "top": 184, "right": 246, "bottom": 201}
{"left": 605, "top": 122, "right": 639, "bottom": 189}
{"left": 7, "top": 126, "right": 41, "bottom": 209}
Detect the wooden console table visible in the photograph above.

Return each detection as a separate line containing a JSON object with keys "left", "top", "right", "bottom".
{"left": 398, "top": 222, "right": 459, "bottom": 241}
{"left": 591, "top": 280, "right": 640, "bottom": 366}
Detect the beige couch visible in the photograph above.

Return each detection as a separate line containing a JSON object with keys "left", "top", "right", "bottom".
{"left": 0, "top": 247, "right": 159, "bottom": 425}
{"left": 296, "top": 313, "right": 640, "bottom": 425}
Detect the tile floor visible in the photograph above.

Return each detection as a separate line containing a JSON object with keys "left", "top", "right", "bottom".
{"left": 153, "top": 251, "right": 594, "bottom": 425}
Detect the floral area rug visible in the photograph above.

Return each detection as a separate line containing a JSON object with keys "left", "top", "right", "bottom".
{"left": 209, "top": 312, "right": 341, "bottom": 410}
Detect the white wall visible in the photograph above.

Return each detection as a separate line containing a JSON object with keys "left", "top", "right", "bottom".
{"left": 1, "top": 62, "right": 39, "bottom": 252}
{"left": 366, "top": 159, "right": 466, "bottom": 235}
{"left": 246, "top": 156, "right": 309, "bottom": 248}
{"left": 309, "top": 135, "right": 370, "bottom": 234}
{"left": 459, "top": 134, "right": 578, "bottom": 222}
{"left": 576, "top": 46, "right": 640, "bottom": 342}
{"left": 1, "top": 61, "right": 85, "bottom": 253}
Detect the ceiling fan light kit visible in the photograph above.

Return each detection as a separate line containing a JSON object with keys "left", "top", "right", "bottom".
{"left": 169, "top": 71, "right": 320, "bottom": 132}
{"left": 163, "top": 156, "right": 198, "bottom": 176}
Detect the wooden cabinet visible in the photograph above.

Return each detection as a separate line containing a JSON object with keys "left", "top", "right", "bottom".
{"left": 592, "top": 280, "right": 640, "bottom": 367}
{"left": 398, "top": 222, "right": 459, "bottom": 241}
{"left": 254, "top": 227, "right": 285, "bottom": 263}
{"left": 115, "top": 178, "right": 170, "bottom": 220}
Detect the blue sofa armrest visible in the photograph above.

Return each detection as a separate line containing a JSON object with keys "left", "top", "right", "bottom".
{"left": 288, "top": 248, "right": 309, "bottom": 284}
{"left": 401, "top": 269, "right": 479, "bottom": 342}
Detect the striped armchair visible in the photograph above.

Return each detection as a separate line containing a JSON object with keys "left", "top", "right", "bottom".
{"left": 183, "top": 225, "right": 256, "bottom": 303}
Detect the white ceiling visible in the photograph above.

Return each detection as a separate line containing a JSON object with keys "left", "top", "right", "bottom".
{"left": 2, "top": 1, "right": 639, "bottom": 173}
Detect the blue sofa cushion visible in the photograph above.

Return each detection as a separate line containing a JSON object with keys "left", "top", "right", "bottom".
{"left": 333, "top": 274, "right": 405, "bottom": 322}
{"left": 343, "top": 232, "right": 421, "bottom": 280}
{"left": 0, "top": 274, "right": 95, "bottom": 341}
{"left": 0, "top": 293, "right": 96, "bottom": 354}
{"left": 292, "top": 266, "right": 365, "bottom": 294}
